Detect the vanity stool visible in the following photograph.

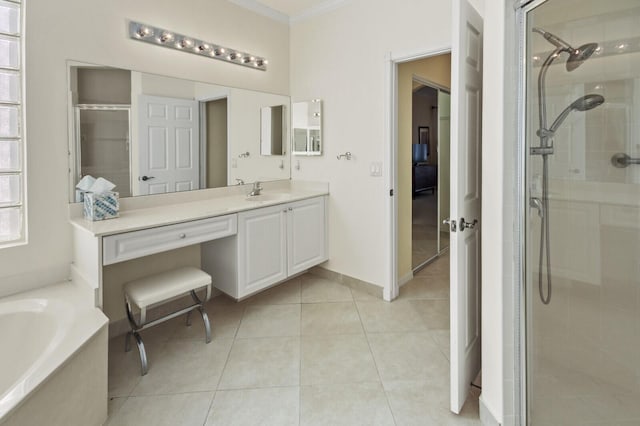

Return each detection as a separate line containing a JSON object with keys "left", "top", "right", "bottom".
{"left": 124, "top": 266, "right": 213, "bottom": 375}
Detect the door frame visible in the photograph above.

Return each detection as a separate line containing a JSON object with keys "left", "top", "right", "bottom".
{"left": 384, "top": 46, "right": 451, "bottom": 301}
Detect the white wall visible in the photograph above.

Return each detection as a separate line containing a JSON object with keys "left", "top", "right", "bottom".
{"left": 290, "top": 0, "right": 453, "bottom": 287}
{"left": 0, "top": 0, "right": 289, "bottom": 296}
{"left": 481, "top": 0, "right": 517, "bottom": 425}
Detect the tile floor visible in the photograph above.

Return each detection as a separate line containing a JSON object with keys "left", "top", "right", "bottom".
{"left": 106, "top": 254, "right": 480, "bottom": 425}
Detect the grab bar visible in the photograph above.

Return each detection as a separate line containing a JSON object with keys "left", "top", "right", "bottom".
{"left": 611, "top": 153, "right": 640, "bottom": 168}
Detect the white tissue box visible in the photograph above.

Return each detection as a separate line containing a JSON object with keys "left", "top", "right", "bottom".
{"left": 83, "top": 191, "right": 119, "bottom": 221}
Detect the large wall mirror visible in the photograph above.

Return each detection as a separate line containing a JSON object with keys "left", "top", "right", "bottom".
{"left": 67, "top": 62, "right": 291, "bottom": 202}
{"left": 292, "top": 99, "right": 322, "bottom": 156}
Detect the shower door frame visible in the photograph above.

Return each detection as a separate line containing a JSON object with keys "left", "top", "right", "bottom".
{"left": 514, "top": 0, "right": 554, "bottom": 425}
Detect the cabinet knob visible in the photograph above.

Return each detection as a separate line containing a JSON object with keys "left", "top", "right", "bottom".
{"left": 288, "top": 207, "right": 293, "bottom": 211}
{"left": 179, "top": 233, "right": 186, "bottom": 239}
{"left": 283, "top": 209, "right": 287, "bottom": 213}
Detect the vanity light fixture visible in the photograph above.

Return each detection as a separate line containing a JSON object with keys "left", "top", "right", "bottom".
{"left": 128, "top": 21, "right": 268, "bottom": 71}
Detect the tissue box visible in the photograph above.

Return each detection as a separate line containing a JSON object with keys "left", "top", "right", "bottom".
{"left": 83, "top": 191, "right": 119, "bottom": 221}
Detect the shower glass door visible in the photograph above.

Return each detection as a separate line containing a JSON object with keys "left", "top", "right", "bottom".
{"left": 524, "top": 1, "right": 640, "bottom": 424}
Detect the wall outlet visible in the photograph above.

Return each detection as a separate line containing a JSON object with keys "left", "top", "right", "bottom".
{"left": 370, "top": 162, "right": 382, "bottom": 177}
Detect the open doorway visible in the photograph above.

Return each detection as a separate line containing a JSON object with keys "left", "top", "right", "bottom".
{"left": 410, "top": 80, "right": 451, "bottom": 272}
{"left": 396, "top": 53, "right": 452, "bottom": 282}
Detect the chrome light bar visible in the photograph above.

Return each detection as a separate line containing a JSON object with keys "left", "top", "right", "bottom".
{"left": 128, "top": 21, "right": 268, "bottom": 71}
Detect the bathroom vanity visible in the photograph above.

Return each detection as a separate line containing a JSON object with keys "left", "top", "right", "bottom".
{"left": 69, "top": 181, "right": 328, "bottom": 308}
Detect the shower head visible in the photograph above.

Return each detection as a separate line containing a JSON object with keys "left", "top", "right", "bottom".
{"left": 533, "top": 27, "right": 599, "bottom": 72}
{"left": 566, "top": 43, "right": 598, "bottom": 71}
{"left": 548, "top": 94, "right": 605, "bottom": 133}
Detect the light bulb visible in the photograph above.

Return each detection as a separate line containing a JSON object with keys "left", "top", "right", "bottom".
{"left": 136, "top": 26, "right": 153, "bottom": 38}
{"left": 160, "top": 32, "right": 174, "bottom": 43}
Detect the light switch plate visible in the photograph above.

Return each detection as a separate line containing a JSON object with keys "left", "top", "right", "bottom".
{"left": 370, "top": 162, "right": 382, "bottom": 177}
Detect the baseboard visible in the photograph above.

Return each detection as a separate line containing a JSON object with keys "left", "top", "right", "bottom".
{"left": 479, "top": 395, "right": 501, "bottom": 426}
{"left": 398, "top": 271, "right": 414, "bottom": 287}
{"left": 308, "top": 266, "right": 383, "bottom": 300}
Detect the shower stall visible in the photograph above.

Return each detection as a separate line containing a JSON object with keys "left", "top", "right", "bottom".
{"left": 518, "top": 0, "right": 640, "bottom": 424}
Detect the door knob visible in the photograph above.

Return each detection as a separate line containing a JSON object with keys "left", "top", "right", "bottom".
{"left": 140, "top": 175, "right": 155, "bottom": 181}
{"left": 443, "top": 218, "right": 457, "bottom": 232}
{"left": 460, "top": 218, "right": 478, "bottom": 231}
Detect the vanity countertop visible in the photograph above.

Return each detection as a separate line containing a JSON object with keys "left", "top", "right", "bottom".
{"left": 70, "top": 181, "right": 329, "bottom": 237}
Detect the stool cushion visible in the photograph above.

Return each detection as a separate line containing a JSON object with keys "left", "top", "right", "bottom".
{"left": 124, "top": 266, "right": 211, "bottom": 309}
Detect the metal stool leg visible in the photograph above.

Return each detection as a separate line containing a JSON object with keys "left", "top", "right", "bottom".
{"left": 132, "top": 332, "right": 148, "bottom": 376}
{"left": 190, "top": 290, "right": 212, "bottom": 344}
{"left": 199, "top": 307, "right": 212, "bottom": 344}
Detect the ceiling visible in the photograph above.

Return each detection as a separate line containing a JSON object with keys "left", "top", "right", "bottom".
{"left": 228, "top": 0, "right": 346, "bottom": 23}
{"left": 254, "top": 0, "right": 330, "bottom": 17}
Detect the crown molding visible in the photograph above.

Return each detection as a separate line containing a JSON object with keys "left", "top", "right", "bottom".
{"left": 226, "top": 0, "right": 290, "bottom": 24}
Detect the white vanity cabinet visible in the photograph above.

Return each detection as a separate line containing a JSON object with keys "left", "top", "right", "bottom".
{"left": 204, "top": 195, "right": 328, "bottom": 299}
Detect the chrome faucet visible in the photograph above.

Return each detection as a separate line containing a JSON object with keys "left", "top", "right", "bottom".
{"left": 235, "top": 178, "right": 245, "bottom": 185}
{"left": 249, "top": 181, "right": 263, "bottom": 196}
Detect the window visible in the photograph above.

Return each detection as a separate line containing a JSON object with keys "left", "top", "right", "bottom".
{"left": 0, "top": 0, "right": 23, "bottom": 245}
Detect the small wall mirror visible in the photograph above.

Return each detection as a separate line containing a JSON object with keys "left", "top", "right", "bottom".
{"left": 292, "top": 99, "right": 322, "bottom": 156}
{"left": 260, "top": 105, "right": 286, "bottom": 156}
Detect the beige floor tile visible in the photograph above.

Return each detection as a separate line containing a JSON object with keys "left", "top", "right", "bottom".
{"left": 350, "top": 287, "right": 382, "bottom": 301}
{"left": 300, "top": 382, "right": 395, "bottom": 426}
{"left": 301, "top": 302, "right": 364, "bottom": 335}
{"left": 301, "top": 334, "right": 379, "bottom": 385}
{"left": 431, "top": 329, "right": 451, "bottom": 361}
{"left": 301, "top": 274, "right": 353, "bottom": 303}
{"left": 236, "top": 304, "right": 301, "bottom": 338}
{"left": 356, "top": 300, "right": 427, "bottom": 333}
{"left": 218, "top": 337, "right": 300, "bottom": 390}
{"left": 168, "top": 302, "right": 245, "bottom": 341}
{"left": 107, "top": 392, "right": 214, "bottom": 426}
{"left": 384, "top": 380, "right": 480, "bottom": 426}
{"left": 130, "top": 338, "right": 233, "bottom": 396}
{"left": 245, "top": 278, "right": 302, "bottom": 305}
{"left": 410, "top": 299, "right": 450, "bottom": 330}
{"left": 105, "top": 397, "right": 127, "bottom": 424}
{"left": 399, "top": 274, "right": 449, "bottom": 300}
{"left": 108, "top": 337, "right": 165, "bottom": 397}
{"left": 367, "top": 332, "right": 449, "bottom": 383}
{"left": 205, "top": 387, "right": 300, "bottom": 426}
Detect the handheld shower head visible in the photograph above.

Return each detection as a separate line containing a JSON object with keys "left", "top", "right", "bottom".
{"left": 533, "top": 28, "right": 599, "bottom": 71}
{"left": 570, "top": 94, "right": 605, "bottom": 111}
{"left": 549, "top": 94, "right": 605, "bottom": 133}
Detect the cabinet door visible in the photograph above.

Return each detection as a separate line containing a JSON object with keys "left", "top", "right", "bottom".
{"left": 287, "top": 196, "right": 328, "bottom": 275}
{"left": 237, "top": 204, "right": 288, "bottom": 298}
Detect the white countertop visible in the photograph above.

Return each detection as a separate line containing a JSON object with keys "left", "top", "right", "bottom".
{"left": 70, "top": 180, "right": 329, "bottom": 237}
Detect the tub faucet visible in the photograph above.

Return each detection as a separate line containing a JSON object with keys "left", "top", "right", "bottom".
{"left": 249, "top": 181, "right": 263, "bottom": 196}
{"left": 235, "top": 178, "right": 245, "bottom": 185}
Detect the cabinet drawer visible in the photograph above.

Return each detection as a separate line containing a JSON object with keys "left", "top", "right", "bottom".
{"left": 103, "top": 215, "right": 237, "bottom": 265}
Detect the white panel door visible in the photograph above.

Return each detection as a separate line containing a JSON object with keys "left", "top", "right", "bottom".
{"left": 138, "top": 95, "right": 200, "bottom": 195}
{"left": 287, "top": 196, "right": 328, "bottom": 275}
{"left": 237, "top": 204, "right": 288, "bottom": 297}
{"left": 450, "top": 0, "right": 483, "bottom": 414}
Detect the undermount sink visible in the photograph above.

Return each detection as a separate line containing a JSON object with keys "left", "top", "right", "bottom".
{"left": 245, "top": 193, "right": 290, "bottom": 202}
